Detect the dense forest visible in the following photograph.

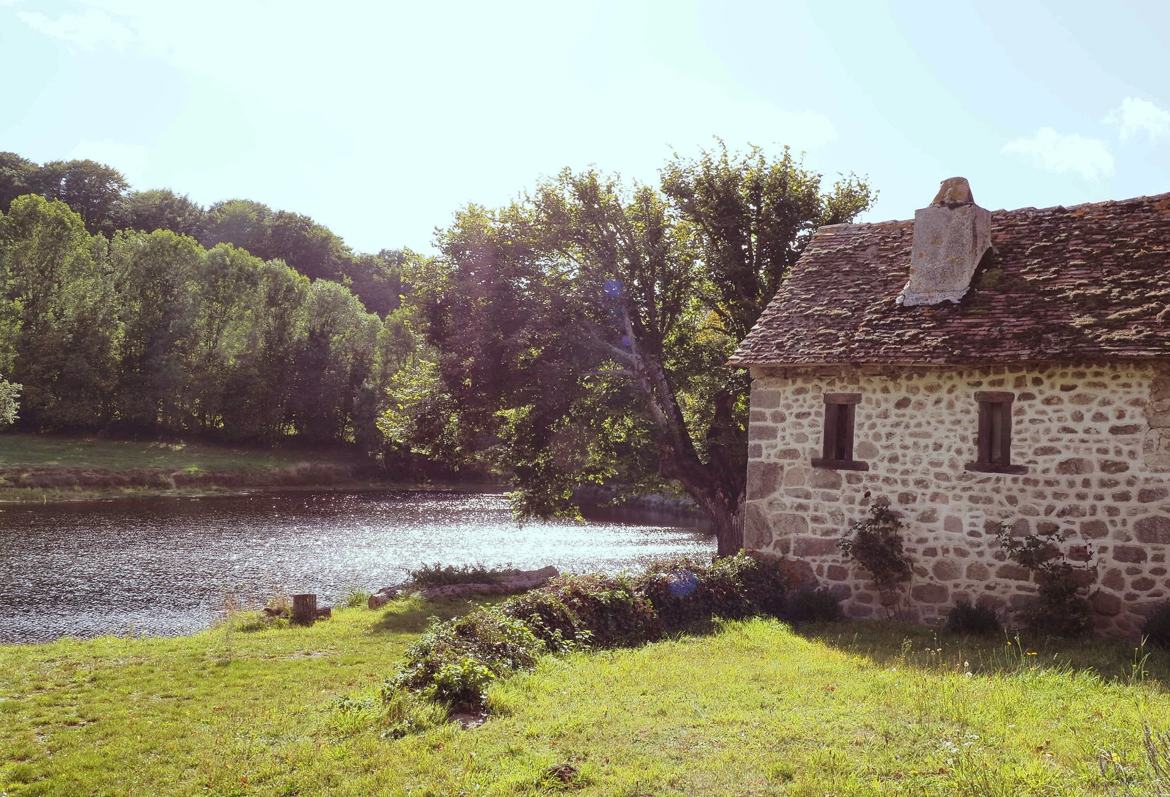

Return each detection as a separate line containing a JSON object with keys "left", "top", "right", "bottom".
{"left": 0, "top": 146, "right": 872, "bottom": 545}
{"left": 0, "top": 155, "right": 417, "bottom": 453}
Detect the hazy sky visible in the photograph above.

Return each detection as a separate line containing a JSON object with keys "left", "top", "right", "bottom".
{"left": 3, "top": 0, "right": 1169, "bottom": 254}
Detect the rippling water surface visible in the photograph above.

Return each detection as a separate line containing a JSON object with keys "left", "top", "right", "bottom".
{"left": 0, "top": 491, "right": 713, "bottom": 643}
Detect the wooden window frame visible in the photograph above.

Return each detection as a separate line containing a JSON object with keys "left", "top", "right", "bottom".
{"left": 965, "top": 391, "right": 1027, "bottom": 474}
{"left": 811, "top": 392, "right": 868, "bottom": 471}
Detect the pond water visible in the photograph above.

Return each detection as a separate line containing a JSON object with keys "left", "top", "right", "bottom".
{"left": 0, "top": 491, "right": 714, "bottom": 643}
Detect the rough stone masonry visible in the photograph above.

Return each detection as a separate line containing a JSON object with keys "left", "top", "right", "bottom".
{"left": 744, "top": 361, "right": 1170, "bottom": 637}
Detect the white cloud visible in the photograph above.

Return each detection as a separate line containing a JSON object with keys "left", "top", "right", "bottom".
{"left": 1002, "top": 127, "right": 1114, "bottom": 181}
{"left": 16, "top": 7, "right": 137, "bottom": 51}
{"left": 1105, "top": 97, "right": 1170, "bottom": 142}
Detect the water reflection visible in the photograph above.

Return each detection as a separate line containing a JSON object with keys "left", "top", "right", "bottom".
{"left": 0, "top": 491, "right": 713, "bottom": 643}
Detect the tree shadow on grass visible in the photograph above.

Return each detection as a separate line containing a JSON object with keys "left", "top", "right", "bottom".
{"left": 366, "top": 595, "right": 484, "bottom": 636}
{"left": 792, "top": 618, "right": 1170, "bottom": 690}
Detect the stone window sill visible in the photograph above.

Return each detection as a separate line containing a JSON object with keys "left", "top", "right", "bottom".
{"left": 811, "top": 458, "right": 869, "bottom": 471}
{"left": 964, "top": 462, "right": 1028, "bottom": 475}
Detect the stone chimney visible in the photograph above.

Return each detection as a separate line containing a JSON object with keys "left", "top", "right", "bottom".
{"left": 897, "top": 177, "right": 992, "bottom": 306}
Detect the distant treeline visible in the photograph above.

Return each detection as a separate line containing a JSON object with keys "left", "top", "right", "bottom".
{"left": 0, "top": 153, "right": 401, "bottom": 314}
{"left": 0, "top": 192, "right": 417, "bottom": 451}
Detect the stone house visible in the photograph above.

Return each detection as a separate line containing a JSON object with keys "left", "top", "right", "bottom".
{"left": 730, "top": 178, "right": 1170, "bottom": 637}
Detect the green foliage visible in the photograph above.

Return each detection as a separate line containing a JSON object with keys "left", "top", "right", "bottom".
{"left": 0, "top": 185, "right": 415, "bottom": 453}
{"left": 416, "top": 144, "right": 874, "bottom": 550}
{"left": 498, "top": 589, "right": 588, "bottom": 652}
{"left": 996, "top": 524, "right": 1094, "bottom": 637}
{"left": 632, "top": 553, "right": 788, "bottom": 631}
{"left": 1142, "top": 602, "right": 1170, "bottom": 650}
{"left": 943, "top": 600, "right": 1004, "bottom": 637}
{"left": 121, "top": 188, "right": 206, "bottom": 237}
{"left": 33, "top": 158, "right": 128, "bottom": 235}
{"left": 0, "top": 152, "right": 37, "bottom": 212}
{"left": 344, "top": 590, "right": 371, "bottom": 609}
{"left": 379, "top": 689, "right": 449, "bottom": 740}
{"left": 782, "top": 587, "right": 843, "bottom": 623}
{"left": 407, "top": 563, "right": 502, "bottom": 587}
{"left": 838, "top": 497, "right": 913, "bottom": 590}
{"left": 0, "top": 377, "right": 19, "bottom": 428}
{"left": 387, "top": 553, "right": 799, "bottom": 712}
{"left": 0, "top": 194, "right": 118, "bottom": 429}
{"left": 388, "top": 608, "right": 544, "bottom": 709}
{"left": 542, "top": 574, "right": 662, "bottom": 648}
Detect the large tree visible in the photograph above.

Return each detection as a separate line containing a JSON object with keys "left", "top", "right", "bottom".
{"left": 0, "top": 152, "right": 37, "bottom": 213}
{"left": 414, "top": 144, "right": 874, "bottom": 554}
{"left": 0, "top": 378, "right": 18, "bottom": 428}
{"left": 121, "top": 189, "right": 206, "bottom": 238}
{"left": 0, "top": 195, "right": 118, "bottom": 429}
{"left": 33, "top": 159, "right": 129, "bottom": 235}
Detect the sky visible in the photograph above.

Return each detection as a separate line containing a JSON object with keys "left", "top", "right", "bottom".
{"left": 2, "top": 0, "right": 1169, "bottom": 254}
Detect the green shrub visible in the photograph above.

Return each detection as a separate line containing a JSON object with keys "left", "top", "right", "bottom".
{"left": 388, "top": 608, "right": 543, "bottom": 709}
{"left": 996, "top": 524, "right": 1093, "bottom": 637}
{"left": 942, "top": 600, "right": 1003, "bottom": 637}
{"left": 384, "top": 553, "right": 807, "bottom": 719}
{"left": 783, "top": 587, "right": 842, "bottom": 623}
{"left": 633, "top": 553, "right": 788, "bottom": 632}
{"left": 1142, "top": 602, "right": 1170, "bottom": 650}
{"left": 408, "top": 562, "right": 502, "bottom": 587}
{"left": 634, "top": 557, "right": 718, "bottom": 632}
{"left": 544, "top": 574, "right": 661, "bottom": 647}
{"left": 344, "top": 589, "right": 371, "bottom": 608}
{"left": 838, "top": 498, "right": 912, "bottom": 590}
{"left": 737, "top": 553, "right": 790, "bottom": 618}
{"left": 499, "top": 589, "right": 588, "bottom": 652}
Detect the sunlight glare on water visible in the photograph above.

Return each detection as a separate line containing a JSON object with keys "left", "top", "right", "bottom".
{"left": 0, "top": 491, "right": 713, "bottom": 643}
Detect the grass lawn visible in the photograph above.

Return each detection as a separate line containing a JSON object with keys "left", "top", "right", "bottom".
{"left": 0, "top": 433, "right": 342, "bottom": 472}
{"left": 2, "top": 600, "right": 1169, "bottom": 796}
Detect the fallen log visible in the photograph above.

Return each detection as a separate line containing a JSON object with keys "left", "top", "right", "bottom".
{"left": 416, "top": 565, "right": 559, "bottom": 600}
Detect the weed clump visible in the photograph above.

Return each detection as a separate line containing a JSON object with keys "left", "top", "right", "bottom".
{"left": 408, "top": 563, "right": 502, "bottom": 587}
{"left": 783, "top": 587, "right": 842, "bottom": 623}
{"left": 1143, "top": 602, "right": 1170, "bottom": 650}
{"left": 942, "top": 600, "right": 1003, "bottom": 637}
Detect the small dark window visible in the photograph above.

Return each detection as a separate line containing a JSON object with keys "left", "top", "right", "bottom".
{"left": 811, "top": 393, "right": 868, "bottom": 471}
{"left": 965, "top": 392, "right": 1027, "bottom": 474}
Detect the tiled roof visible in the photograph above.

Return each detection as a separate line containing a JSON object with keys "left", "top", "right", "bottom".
{"left": 730, "top": 192, "right": 1170, "bottom": 367}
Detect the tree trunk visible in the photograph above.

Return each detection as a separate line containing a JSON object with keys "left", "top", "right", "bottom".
{"left": 616, "top": 306, "right": 748, "bottom": 558}
{"left": 687, "top": 484, "right": 744, "bottom": 552}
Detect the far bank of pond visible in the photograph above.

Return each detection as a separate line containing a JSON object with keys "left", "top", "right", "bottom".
{"left": 0, "top": 491, "right": 714, "bottom": 643}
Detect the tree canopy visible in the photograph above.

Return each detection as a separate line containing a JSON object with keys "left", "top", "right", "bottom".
{"left": 0, "top": 152, "right": 401, "bottom": 315}
{"left": 398, "top": 143, "right": 874, "bottom": 552}
{"left": 0, "top": 194, "right": 415, "bottom": 450}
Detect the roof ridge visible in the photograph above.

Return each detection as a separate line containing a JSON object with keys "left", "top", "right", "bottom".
{"left": 815, "top": 189, "right": 1170, "bottom": 235}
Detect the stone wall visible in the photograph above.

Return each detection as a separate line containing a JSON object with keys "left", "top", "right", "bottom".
{"left": 744, "top": 361, "right": 1170, "bottom": 637}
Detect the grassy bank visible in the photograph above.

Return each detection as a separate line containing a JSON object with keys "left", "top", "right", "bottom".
{"left": 0, "top": 433, "right": 385, "bottom": 503}
{"left": 0, "top": 433, "right": 328, "bottom": 471}
{"left": 2, "top": 601, "right": 1169, "bottom": 796}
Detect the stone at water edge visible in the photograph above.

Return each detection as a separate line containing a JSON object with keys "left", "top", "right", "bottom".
{"left": 368, "top": 586, "right": 400, "bottom": 609}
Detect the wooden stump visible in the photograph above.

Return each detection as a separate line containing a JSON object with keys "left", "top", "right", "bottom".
{"left": 291, "top": 593, "right": 317, "bottom": 625}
